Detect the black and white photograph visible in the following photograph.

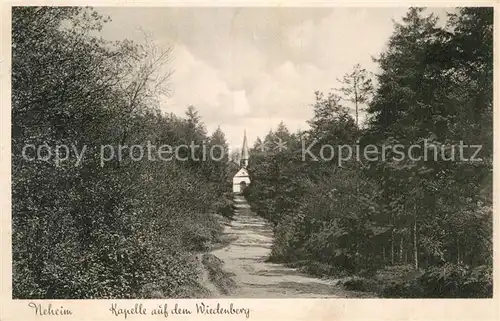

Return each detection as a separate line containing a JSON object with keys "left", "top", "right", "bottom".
{"left": 6, "top": 4, "right": 494, "bottom": 306}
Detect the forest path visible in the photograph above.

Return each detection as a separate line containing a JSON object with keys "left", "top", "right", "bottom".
{"left": 206, "top": 195, "right": 365, "bottom": 298}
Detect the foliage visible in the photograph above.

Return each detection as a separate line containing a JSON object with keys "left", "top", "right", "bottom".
{"left": 244, "top": 7, "right": 492, "bottom": 298}
{"left": 12, "top": 7, "right": 230, "bottom": 299}
{"left": 336, "top": 63, "right": 374, "bottom": 128}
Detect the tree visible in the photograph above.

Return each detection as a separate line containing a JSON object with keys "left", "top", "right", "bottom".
{"left": 366, "top": 7, "right": 492, "bottom": 271}
{"left": 12, "top": 7, "right": 232, "bottom": 299}
{"left": 207, "top": 126, "right": 229, "bottom": 183}
{"left": 308, "top": 91, "right": 357, "bottom": 145}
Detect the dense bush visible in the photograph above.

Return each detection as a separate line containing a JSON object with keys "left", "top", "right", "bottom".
{"left": 12, "top": 7, "right": 230, "bottom": 298}
{"left": 215, "top": 192, "right": 235, "bottom": 219}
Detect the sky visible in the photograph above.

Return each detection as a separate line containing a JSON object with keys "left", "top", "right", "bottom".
{"left": 96, "top": 7, "right": 450, "bottom": 152}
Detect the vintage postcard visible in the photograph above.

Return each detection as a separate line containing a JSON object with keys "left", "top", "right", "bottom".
{"left": 0, "top": 1, "right": 498, "bottom": 320}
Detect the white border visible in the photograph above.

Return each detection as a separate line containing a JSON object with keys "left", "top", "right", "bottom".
{"left": 1, "top": 2, "right": 498, "bottom": 320}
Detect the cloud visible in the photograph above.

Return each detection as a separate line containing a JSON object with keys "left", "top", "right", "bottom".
{"left": 97, "top": 7, "right": 451, "bottom": 149}
{"left": 169, "top": 44, "right": 230, "bottom": 108}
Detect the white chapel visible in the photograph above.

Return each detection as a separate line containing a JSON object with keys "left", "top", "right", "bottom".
{"left": 232, "top": 130, "right": 251, "bottom": 194}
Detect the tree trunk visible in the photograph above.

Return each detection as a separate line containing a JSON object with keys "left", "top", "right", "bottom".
{"left": 413, "top": 207, "right": 418, "bottom": 269}
{"left": 354, "top": 78, "right": 359, "bottom": 128}
{"left": 399, "top": 235, "right": 404, "bottom": 263}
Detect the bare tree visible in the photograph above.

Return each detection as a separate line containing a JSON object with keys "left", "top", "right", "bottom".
{"left": 336, "top": 63, "right": 373, "bottom": 129}
{"left": 119, "top": 32, "right": 174, "bottom": 114}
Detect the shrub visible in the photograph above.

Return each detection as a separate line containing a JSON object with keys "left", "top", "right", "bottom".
{"left": 381, "top": 263, "right": 493, "bottom": 298}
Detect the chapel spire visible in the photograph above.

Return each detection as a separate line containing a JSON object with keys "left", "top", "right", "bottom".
{"left": 241, "top": 129, "right": 249, "bottom": 168}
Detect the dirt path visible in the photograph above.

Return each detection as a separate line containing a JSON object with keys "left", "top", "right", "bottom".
{"left": 205, "top": 195, "right": 367, "bottom": 298}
